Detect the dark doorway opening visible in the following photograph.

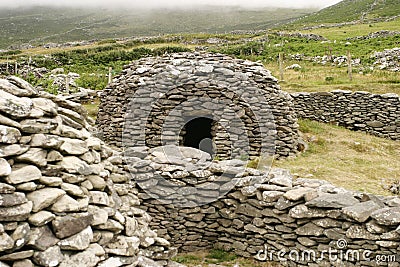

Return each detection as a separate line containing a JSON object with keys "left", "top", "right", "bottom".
{"left": 183, "top": 117, "right": 214, "bottom": 155}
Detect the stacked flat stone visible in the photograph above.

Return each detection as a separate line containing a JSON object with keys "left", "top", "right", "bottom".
{"left": 291, "top": 90, "right": 400, "bottom": 140}
{"left": 372, "top": 47, "right": 400, "bottom": 72}
{"left": 0, "top": 76, "right": 177, "bottom": 267}
{"left": 122, "top": 145, "right": 400, "bottom": 266}
{"left": 97, "top": 52, "right": 299, "bottom": 159}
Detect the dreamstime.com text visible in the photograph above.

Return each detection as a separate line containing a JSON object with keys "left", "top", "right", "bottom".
{"left": 255, "top": 240, "right": 398, "bottom": 264}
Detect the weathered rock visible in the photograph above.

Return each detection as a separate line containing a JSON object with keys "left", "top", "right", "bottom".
{"left": 33, "top": 246, "right": 64, "bottom": 267}
{"left": 6, "top": 76, "right": 38, "bottom": 97}
{"left": 89, "top": 191, "right": 110, "bottom": 206}
{"left": 28, "top": 211, "right": 56, "bottom": 226}
{"left": 0, "top": 113, "right": 20, "bottom": 129}
{"left": 61, "top": 183, "right": 85, "bottom": 197}
{"left": 0, "top": 158, "right": 11, "bottom": 176}
{"left": 87, "top": 206, "right": 108, "bottom": 226}
{"left": 52, "top": 214, "right": 94, "bottom": 239}
{"left": 346, "top": 225, "right": 379, "bottom": 240}
{"left": 11, "top": 222, "right": 30, "bottom": 250}
{"left": 28, "top": 226, "right": 60, "bottom": 251}
{"left": 27, "top": 188, "right": 66, "bottom": 212}
{"left": 284, "top": 187, "right": 314, "bottom": 201}
{"left": 0, "top": 125, "right": 21, "bottom": 144}
{"left": 58, "top": 226, "right": 93, "bottom": 251}
{"left": 289, "top": 204, "right": 326, "bottom": 218}
{"left": 30, "top": 134, "right": 63, "bottom": 149}
{"left": 59, "top": 138, "right": 89, "bottom": 155}
{"left": 342, "top": 200, "right": 381, "bottom": 222}
{"left": 0, "top": 144, "right": 29, "bottom": 157}
{"left": 0, "top": 250, "right": 34, "bottom": 261}
{"left": 58, "top": 250, "right": 100, "bottom": 267}
{"left": 31, "top": 98, "right": 57, "bottom": 116}
{"left": 295, "top": 222, "right": 324, "bottom": 236}
{"left": 0, "top": 192, "right": 27, "bottom": 207}
{"left": 105, "top": 236, "right": 140, "bottom": 256}
{"left": 137, "top": 256, "right": 163, "bottom": 267}
{"left": 6, "top": 165, "right": 41, "bottom": 184}
{"left": 0, "top": 232, "right": 14, "bottom": 252}
{"left": 39, "top": 176, "right": 63, "bottom": 187}
{"left": 50, "top": 195, "right": 81, "bottom": 213}
{"left": 12, "top": 259, "right": 34, "bottom": 267}
{"left": 262, "top": 191, "right": 284, "bottom": 202}
{"left": 59, "top": 156, "right": 92, "bottom": 175}
{"left": 46, "top": 150, "right": 63, "bottom": 162}
{"left": 371, "top": 207, "right": 400, "bottom": 225}
{"left": 20, "top": 118, "right": 60, "bottom": 134}
{"left": 16, "top": 148, "right": 47, "bottom": 167}
{"left": 0, "top": 201, "right": 32, "bottom": 222}
{"left": 269, "top": 169, "right": 293, "bottom": 187}
{"left": 0, "top": 89, "right": 32, "bottom": 118}
{"left": 306, "top": 193, "right": 359, "bottom": 208}
{"left": 0, "top": 183, "right": 15, "bottom": 194}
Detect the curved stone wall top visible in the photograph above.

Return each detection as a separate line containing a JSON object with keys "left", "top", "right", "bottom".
{"left": 97, "top": 52, "right": 299, "bottom": 160}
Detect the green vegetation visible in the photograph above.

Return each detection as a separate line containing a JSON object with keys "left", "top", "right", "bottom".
{"left": 265, "top": 61, "right": 400, "bottom": 94}
{"left": 291, "top": 0, "right": 400, "bottom": 25}
{"left": 0, "top": 6, "right": 315, "bottom": 49}
{"left": 213, "top": 29, "right": 400, "bottom": 62}
{"left": 10, "top": 45, "right": 191, "bottom": 91}
{"left": 275, "top": 119, "right": 400, "bottom": 195}
{"left": 300, "top": 18, "right": 400, "bottom": 40}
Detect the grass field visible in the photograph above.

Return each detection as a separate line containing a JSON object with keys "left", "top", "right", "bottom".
{"left": 0, "top": 6, "right": 314, "bottom": 50}
{"left": 299, "top": 17, "right": 400, "bottom": 40}
{"left": 264, "top": 61, "right": 400, "bottom": 94}
{"left": 275, "top": 119, "right": 400, "bottom": 196}
{"left": 289, "top": 0, "right": 400, "bottom": 25}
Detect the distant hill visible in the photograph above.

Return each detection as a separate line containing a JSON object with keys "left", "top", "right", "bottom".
{"left": 292, "top": 0, "right": 400, "bottom": 25}
{"left": 0, "top": 6, "right": 315, "bottom": 49}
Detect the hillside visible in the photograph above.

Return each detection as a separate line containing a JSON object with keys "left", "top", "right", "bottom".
{"left": 0, "top": 6, "right": 314, "bottom": 49}
{"left": 292, "top": 0, "right": 400, "bottom": 25}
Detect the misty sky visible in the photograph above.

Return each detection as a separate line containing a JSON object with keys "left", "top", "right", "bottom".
{"left": 0, "top": 0, "right": 342, "bottom": 9}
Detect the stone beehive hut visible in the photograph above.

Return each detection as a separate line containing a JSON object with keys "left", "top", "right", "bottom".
{"left": 97, "top": 52, "right": 299, "bottom": 160}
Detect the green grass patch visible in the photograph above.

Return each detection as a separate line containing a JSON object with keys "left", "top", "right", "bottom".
{"left": 205, "top": 249, "right": 237, "bottom": 263}
{"left": 275, "top": 119, "right": 400, "bottom": 195}
{"left": 82, "top": 100, "right": 100, "bottom": 120}
{"left": 173, "top": 254, "right": 203, "bottom": 264}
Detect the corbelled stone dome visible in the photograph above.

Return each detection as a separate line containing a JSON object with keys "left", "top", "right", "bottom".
{"left": 97, "top": 52, "right": 299, "bottom": 160}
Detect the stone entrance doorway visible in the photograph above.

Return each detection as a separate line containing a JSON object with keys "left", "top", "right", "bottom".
{"left": 182, "top": 117, "right": 214, "bottom": 155}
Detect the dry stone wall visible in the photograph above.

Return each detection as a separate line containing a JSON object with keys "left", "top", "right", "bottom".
{"left": 122, "top": 146, "right": 400, "bottom": 266}
{"left": 291, "top": 90, "right": 400, "bottom": 140}
{"left": 97, "top": 52, "right": 299, "bottom": 160}
{"left": 0, "top": 76, "right": 178, "bottom": 267}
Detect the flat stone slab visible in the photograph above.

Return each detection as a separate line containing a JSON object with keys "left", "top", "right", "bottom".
{"left": 305, "top": 193, "right": 359, "bottom": 209}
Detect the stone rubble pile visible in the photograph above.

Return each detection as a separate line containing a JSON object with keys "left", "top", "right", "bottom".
{"left": 122, "top": 144, "right": 400, "bottom": 266}
{"left": 348, "top": 30, "right": 400, "bottom": 41}
{"left": 0, "top": 76, "right": 178, "bottom": 267}
{"left": 274, "top": 32, "right": 326, "bottom": 41}
{"left": 0, "top": 65, "right": 99, "bottom": 104}
{"left": 49, "top": 71, "right": 81, "bottom": 93}
{"left": 371, "top": 47, "right": 400, "bottom": 72}
{"left": 289, "top": 54, "right": 361, "bottom": 68}
{"left": 291, "top": 90, "right": 400, "bottom": 140}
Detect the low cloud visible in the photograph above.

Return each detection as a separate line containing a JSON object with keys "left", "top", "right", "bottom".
{"left": 1, "top": 0, "right": 342, "bottom": 9}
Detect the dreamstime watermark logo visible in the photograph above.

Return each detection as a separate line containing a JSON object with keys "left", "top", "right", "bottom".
{"left": 122, "top": 62, "right": 277, "bottom": 207}
{"left": 255, "top": 239, "right": 398, "bottom": 264}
